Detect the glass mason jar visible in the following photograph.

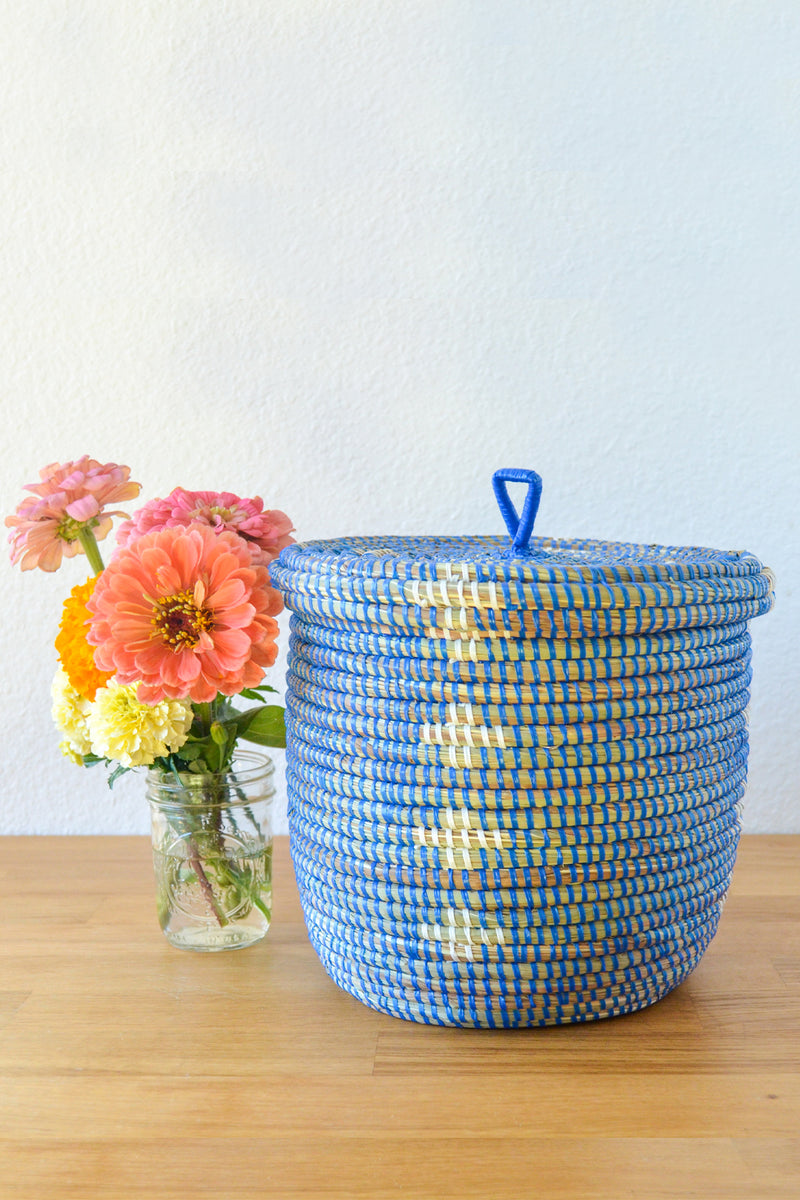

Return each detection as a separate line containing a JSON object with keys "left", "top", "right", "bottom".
{"left": 146, "top": 750, "right": 275, "bottom": 951}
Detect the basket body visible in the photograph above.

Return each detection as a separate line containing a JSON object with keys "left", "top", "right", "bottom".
{"left": 272, "top": 528, "right": 773, "bottom": 1028}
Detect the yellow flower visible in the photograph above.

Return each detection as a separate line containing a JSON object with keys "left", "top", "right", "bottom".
{"left": 87, "top": 684, "right": 193, "bottom": 767}
{"left": 55, "top": 575, "right": 113, "bottom": 701}
{"left": 51, "top": 668, "right": 92, "bottom": 762}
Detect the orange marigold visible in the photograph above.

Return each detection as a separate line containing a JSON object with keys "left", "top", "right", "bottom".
{"left": 55, "top": 576, "right": 114, "bottom": 701}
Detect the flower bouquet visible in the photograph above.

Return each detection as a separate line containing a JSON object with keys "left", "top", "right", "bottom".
{"left": 7, "top": 456, "right": 293, "bottom": 950}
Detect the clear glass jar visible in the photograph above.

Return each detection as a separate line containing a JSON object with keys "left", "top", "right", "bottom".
{"left": 146, "top": 750, "right": 274, "bottom": 951}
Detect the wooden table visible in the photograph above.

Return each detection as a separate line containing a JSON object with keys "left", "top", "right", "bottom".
{"left": 0, "top": 835, "right": 798, "bottom": 1199}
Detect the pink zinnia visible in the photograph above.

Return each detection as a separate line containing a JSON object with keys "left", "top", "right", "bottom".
{"left": 116, "top": 487, "right": 294, "bottom": 566}
{"left": 6, "top": 457, "right": 140, "bottom": 572}
{"left": 87, "top": 523, "right": 283, "bottom": 704}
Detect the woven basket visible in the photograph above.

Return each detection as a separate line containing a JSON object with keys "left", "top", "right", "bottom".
{"left": 271, "top": 468, "right": 774, "bottom": 1027}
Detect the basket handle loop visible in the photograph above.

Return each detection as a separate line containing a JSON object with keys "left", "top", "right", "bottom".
{"left": 492, "top": 468, "right": 542, "bottom": 556}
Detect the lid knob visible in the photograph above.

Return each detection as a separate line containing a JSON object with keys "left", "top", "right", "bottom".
{"left": 492, "top": 468, "right": 543, "bottom": 557}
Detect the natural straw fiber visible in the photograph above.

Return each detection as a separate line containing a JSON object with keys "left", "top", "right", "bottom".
{"left": 270, "top": 468, "right": 774, "bottom": 1027}
{"left": 286, "top": 758, "right": 748, "bottom": 819}
{"left": 288, "top": 821, "right": 740, "bottom": 900}
{"left": 292, "top": 614, "right": 752, "bottom": 659}
{"left": 276, "top": 530, "right": 767, "bottom": 584}
{"left": 280, "top": 589, "right": 769, "bottom": 638}
{"left": 288, "top": 635, "right": 752, "bottom": 684}
{"left": 286, "top": 662, "right": 751, "bottom": 725}
{"left": 288, "top": 650, "right": 751, "bottom": 706}
{"left": 291, "top": 853, "right": 736, "bottom": 929}
{"left": 286, "top": 693, "right": 749, "bottom": 749}
{"left": 289, "top": 767, "right": 743, "bottom": 833}
{"left": 275, "top": 558, "right": 771, "bottom": 609}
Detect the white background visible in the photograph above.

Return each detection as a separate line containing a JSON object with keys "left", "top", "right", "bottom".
{"left": 0, "top": 1, "right": 796, "bottom": 834}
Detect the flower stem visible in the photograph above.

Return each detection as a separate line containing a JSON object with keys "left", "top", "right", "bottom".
{"left": 77, "top": 527, "right": 105, "bottom": 574}
{"left": 188, "top": 846, "right": 228, "bottom": 926}
{"left": 195, "top": 702, "right": 213, "bottom": 737}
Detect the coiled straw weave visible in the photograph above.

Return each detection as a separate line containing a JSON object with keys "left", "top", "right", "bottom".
{"left": 270, "top": 469, "right": 774, "bottom": 1027}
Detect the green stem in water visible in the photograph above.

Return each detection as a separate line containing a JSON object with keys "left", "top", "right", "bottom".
{"left": 188, "top": 847, "right": 228, "bottom": 926}
{"left": 77, "top": 527, "right": 105, "bottom": 575}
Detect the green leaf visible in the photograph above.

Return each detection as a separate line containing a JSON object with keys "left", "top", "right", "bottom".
{"left": 236, "top": 704, "right": 286, "bottom": 749}
{"left": 106, "top": 764, "right": 131, "bottom": 788}
{"left": 174, "top": 741, "right": 205, "bottom": 761}
{"left": 239, "top": 685, "right": 278, "bottom": 701}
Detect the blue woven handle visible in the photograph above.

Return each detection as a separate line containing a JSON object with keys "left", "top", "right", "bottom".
{"left": 492, "top": 468, "right": 543, "bottom": 556}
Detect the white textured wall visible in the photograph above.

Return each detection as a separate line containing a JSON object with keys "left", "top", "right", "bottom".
{"left": 0, "top": 1, "right": 796, "bottom": 833}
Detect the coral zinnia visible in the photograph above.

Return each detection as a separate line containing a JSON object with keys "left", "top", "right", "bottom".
{"left": 55, "top": 576, "right": 114, "bottom": 701}
{"left": 87, "top": 523, "right": 283, "bottom": 704}
{"left": 116, "top": 487, "right": 294, "bottom": 566}
{"left": 6, "top": 457, "right": 140, "bottom": 572}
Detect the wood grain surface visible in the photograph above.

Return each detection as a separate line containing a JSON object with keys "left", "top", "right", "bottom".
{"left": 0, "top": 834, "right": 797, "bottom": 1199}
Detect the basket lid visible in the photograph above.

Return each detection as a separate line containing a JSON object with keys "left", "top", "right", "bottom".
{"left": 271, "top": 469, "right": 774, "bottom": 599}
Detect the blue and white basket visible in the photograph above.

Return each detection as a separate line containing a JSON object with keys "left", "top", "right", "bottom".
{"left": 271, "top": 469, "right": 774, "bottom": 1028}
